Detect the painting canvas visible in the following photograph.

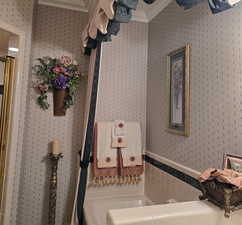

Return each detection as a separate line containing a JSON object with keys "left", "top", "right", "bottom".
{"left": 167, "top": 45, "right": 190, "bottom": 136}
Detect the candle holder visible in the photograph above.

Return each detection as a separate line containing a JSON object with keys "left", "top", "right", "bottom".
{"left": 48, "top": 153, "right": 63, "bottom": 225}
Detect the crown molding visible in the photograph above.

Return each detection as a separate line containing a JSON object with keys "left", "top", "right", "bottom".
{"left": 38, "top": 0, "right": 173, "bottom": 23}
{"left": 146, "top": 0, "right": 172, "bottom": 22}
{"left": 132, "top": 9, "right": 149, "bottom": 23}
{"left": 38, "top": 0, "right": 149, "bottom": 22}
{"left": 39, "top": 0, "right": 88, "bottom": 12}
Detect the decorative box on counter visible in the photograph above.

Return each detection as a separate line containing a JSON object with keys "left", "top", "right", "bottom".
{"left": 199, "top": 180, "right": 242, "bottom": 218}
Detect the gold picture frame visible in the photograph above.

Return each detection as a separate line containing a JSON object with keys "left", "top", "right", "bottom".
{"left": 223, "top": 153, "right": 242, "bottom": 173}
{"left": 167, "top": 45, "right": 190, "bottom": 137}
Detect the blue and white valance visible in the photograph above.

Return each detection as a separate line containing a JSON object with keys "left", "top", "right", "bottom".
{"left": 176, "top": 0, "right": 241, "bottom": 13}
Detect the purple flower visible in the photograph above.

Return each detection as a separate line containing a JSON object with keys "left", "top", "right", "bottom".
{"left": 53, "top": 75, "right": 68, "bottom": 89}
{"left": 61, "top": 67, "right": 70, "bottom": 76}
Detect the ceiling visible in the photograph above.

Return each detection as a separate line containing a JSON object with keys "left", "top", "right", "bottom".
{"left": 38, "top": 0, "right": 172, "bottom": 22}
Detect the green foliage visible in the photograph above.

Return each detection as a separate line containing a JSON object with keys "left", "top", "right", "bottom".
{"left": 34, "top": 56, "right": 80, "bottom": 110}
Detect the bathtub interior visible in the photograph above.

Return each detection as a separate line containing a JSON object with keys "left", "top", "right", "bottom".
{"left": 84, "top": 195, "right": 153, "bottom": 225}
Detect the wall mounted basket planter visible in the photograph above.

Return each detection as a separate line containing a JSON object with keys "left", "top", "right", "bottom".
{"left": 53, "top": 89, "right": 67, "bottom": 116}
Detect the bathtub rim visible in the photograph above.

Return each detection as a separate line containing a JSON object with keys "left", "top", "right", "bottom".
{"left": 84, "top": 194, "right": 153, "bottom": 225}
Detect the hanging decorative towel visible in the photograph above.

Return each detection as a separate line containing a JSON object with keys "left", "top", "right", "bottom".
{"left": 92, "top": 122, "right": 118, "bottom": 185}
{"left": 92, "top": 121, "right": 144, "bottom": 185}
{"left": 120, "top": 122, "right": 142, "bottom": 167}
{"left": 96, "top": 122, "right": 117, "bottom": 168}
{"left": 111, "top": 121, "right": 143, "bottom": 184}
{"left": 118, "top": 122, "right": 144, "bottom": 183}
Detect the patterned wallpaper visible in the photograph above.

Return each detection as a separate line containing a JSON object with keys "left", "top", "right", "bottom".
{"left": 87, "top": 21, "right": 148, "bottom": 198}
{"left": 96, "top": 22, "right": 148, "bottom": 148}
{"left": 0, "top": 0, "right": 35, "bottom": 224}
{"left": 13, "top": 5, "right": 148, "bottom": 225}
{"left": 145, "top": 162, "right": 200, "bottom": 204}
{"left": 147, "top": 1, "right": 242, "bottom": 172}
{"left": 16, "top": 5, "right": 89, "bottom": 225}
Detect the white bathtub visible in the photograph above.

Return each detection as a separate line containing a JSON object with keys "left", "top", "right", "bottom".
{"left": 107, "top": 201, "right": 242, "bottom": 225}
{"left": 84, "top": 195, "right": 153, "bottom": 225}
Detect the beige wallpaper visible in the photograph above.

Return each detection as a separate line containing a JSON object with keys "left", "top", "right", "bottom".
{"left": 16, "top": 5, "right": 89, "bottom": 225}
{"left": 14, "top": 5, "right": 148, "bottom": 225}
{"left": 0, "top": 51, "right": 7, "bottom": 57}
{"left": 96, "top": 22, "right": 148, "bottom": 148}
{"left": 0, "top": 0, "right": 35, "bottom": 224}
{"left": 87, "top": 21, "right": 148, "bottom": 198}
{"left": 147, "top": 1, "right": 242, "bottom": 172}
{"left": 145, "top": 162, "right": 200, "bottom": 204}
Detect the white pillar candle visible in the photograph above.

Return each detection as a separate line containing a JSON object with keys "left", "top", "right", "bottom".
{"left": 52, "top": 140, "right": 60, "bottom": 155}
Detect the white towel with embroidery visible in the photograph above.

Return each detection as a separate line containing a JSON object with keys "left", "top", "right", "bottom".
{"left": 111, "top": 120, "right": 128, "bottom": 148}
{"left": 122, "top": 122, "right": 143, "bottom": 167}
{"left": 96, "top": 121, "right": 117, "bottom": 168}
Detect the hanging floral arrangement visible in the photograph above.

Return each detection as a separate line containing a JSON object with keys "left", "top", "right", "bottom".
{"left": 34, "top": 56, "right": 80, "bottom": 116}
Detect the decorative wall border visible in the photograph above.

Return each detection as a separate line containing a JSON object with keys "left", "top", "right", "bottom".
{"left": 39, "top": 0, "right": 88, "bottom": 13}
{"left": 145, "top": 152, "right": 201, "bottom": 191}
{"left": 38, "top": 0, "right": 173, "bottom": 23}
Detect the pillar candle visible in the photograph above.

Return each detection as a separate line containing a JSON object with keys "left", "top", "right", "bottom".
{"left": 52, "top": 140, "right": 60, "bottom": 155}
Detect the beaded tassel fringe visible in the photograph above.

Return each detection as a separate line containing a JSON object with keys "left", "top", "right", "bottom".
{"left": 90, "top": 175, "right": 141, "bottom": 186}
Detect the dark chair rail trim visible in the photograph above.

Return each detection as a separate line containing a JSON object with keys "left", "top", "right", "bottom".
{"left": 144, "top": 155, "right": 201, "bottom": 191}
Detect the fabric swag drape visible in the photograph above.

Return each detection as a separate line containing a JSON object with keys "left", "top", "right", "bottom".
{"left": 176, "top": 0, "right": 241, "bottom": 13}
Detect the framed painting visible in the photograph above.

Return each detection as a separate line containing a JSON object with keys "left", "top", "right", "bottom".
{"left": 223, "top": 154, "right": 242, "bottom": 173}
{"left": 167, "top": 45, "right": 190, "bottom": 136}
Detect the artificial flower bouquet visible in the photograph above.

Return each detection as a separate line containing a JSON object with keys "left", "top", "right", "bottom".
{"left": 34, "top": 56, "right": 80, "bottom": 115}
